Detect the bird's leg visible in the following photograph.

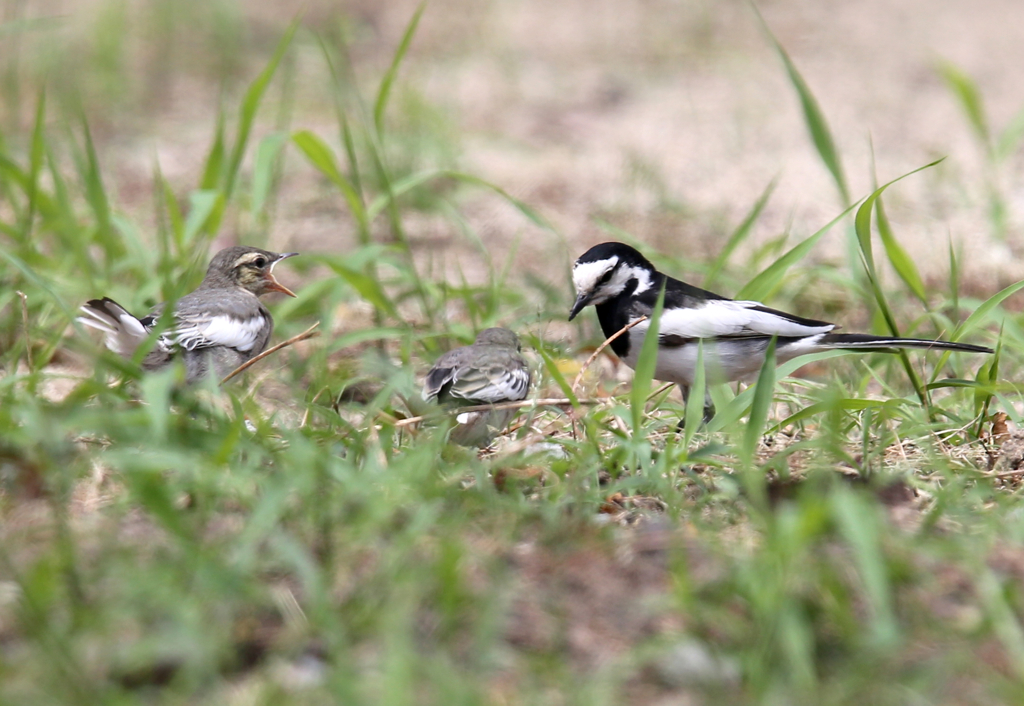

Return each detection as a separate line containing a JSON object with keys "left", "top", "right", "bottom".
{"left": 676, "top": 384, "right": 716, "bottom": 430}
{"left": 701, "top": 389, "right": 716, "bottom": 424}
{"left": 675, "top": 385, "right": 689, "bottom": 431}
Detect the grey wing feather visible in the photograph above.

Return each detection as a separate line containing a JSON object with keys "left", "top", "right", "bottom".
{"left": 423, "top": 365, "right": 457, "bottom": 402}
{"left": 447, "top": 359, "right": 531, "bottom": 403}
{"left": 423, "top": 346, "right": 531, "bottom": 404}
{"left": 163, "top": 291, "right": 271, "bottom": 354}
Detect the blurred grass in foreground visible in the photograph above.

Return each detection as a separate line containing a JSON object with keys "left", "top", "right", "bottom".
{"left": 2, "top": 3, "right": 1024, "bottom": 705}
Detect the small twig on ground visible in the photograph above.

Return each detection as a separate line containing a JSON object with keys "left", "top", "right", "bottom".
{"left": 17, "top": 291, "right": 31, "bottom": 370}
{"left": 568, "top": 316, "right": 648, "bottom": 440}
{"left": 985, "top": 469, "right": 1024, "bottom": 480}
{"left": 392, "top": 397, "right": 599, "bottom": 428}
{"left": 300, "top": 387, "right": 330, "bottom": 428}
{"left": 221, "top": 321, "right": 320, "bottom": 384}
{"left": 570, "top": 316, "right": 648, "bottom": 397}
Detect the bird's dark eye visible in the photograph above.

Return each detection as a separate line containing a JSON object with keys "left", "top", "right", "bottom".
{"left": 253, "top": 257, "right": 267, "bottom": 268}
{"left": 597, "top": 268, "right": 614, "bottom": 285}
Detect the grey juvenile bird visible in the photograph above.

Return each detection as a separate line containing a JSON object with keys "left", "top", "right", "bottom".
{"left": 78, "top": 246, "right": 298, "bottom": 384}
{"left": 569, "top": 241, "right": 992, "bottom": 420}
{"left": 423, "top": 328, "right": 532, "bottom": 446}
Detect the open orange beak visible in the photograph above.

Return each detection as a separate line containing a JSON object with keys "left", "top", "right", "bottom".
{"left": 265, "top": 252, "right": 298, "bottom": 297}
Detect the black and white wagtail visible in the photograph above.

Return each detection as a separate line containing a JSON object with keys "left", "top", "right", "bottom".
{"left": 78, "top": 246, "right": 298, "bottom": 384}
{"left": 569, "top": 241, "right": 992, "bottom": 417}
{"left": 422, "top": 328, "right": 532, "bottom": 446}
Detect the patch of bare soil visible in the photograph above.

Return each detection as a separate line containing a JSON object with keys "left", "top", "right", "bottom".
{"left": 30, "top": 0, "right": 1024, "bottom": 297}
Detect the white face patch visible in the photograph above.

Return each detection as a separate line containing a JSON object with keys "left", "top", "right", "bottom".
{"left": 572, "top": 257, "right": 618, "bottom": 298}
{"left": 573, "top": 256, "right": 656, "bottom": 305}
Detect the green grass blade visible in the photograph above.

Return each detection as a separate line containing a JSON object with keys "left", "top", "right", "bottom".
{"left": 737, "top": 200, "right": 857, "bottom": 302}
{"left": 534, "top": 345, "right": 580, "bottom": 408}
{"left": 742, "top": 336, "right": 776, "bottom": 468}
{"left": 0, "top": 246, "right": 75, "bottom": 320}
{"left": 291, "top": 130, "right": 369, "bottom": 241}
{"left": 251, "top": 131, "right": 288, "bottom": 217}
{"left": 953, "top": 280, "right": 1024, "bottom": 340}
{"left": 995, "top": 103, "right": 1024, "bottom": 161}
{"left": 976, "top": 568, "right": 1024, "bottom": 679}
{"left": 974, "top": 330, "right": 1002, "bottom": 428}
{"left": 314, "top": 32, "right": 365, "bottom": 198}
{"left": 706, "top": 350, "right": 850, "bottom": 433}
{"left": 181, "top": 190, "right": 222, "bottom": 249}
{"left": 158, "top": 174, "right": 185, "bottom": 254}
{"left": 770, "top": 397, "right": 892, "bottom": 434}
{"left": 830, "top": 487, "right": 899, "bottom": 647}
{"left": 630, "top": 283, "right": 666, "bottom": 435}
{"left": 79, "top": 117, "right": 115, "bottom": 252}
{"left": 199, "top": 110, "right": 226, "bottom": 191}
{"left": 855, "top": 158, "right": 943, "bottom": 271}
{"left": 322, "top": 257, "right": 399, "bottom": 319}
{"left": 223, "top": 19, "right": 298, "bottom": 200}
{"left": 876, "top": 197, "right": 928, "bottom": 305}
{"left": 938, "top": 61, "right": 990, "bottom": 146}
{"left": 373, "top": 1, "right": 427, "bottom": 135}
{"left": 24, "top": 90, "right": 45, "bottom": 236}
{"left": 755, "top": 6, "right": 849, "bottom": 204}
{"left": 854, "top": 159, "right": 946, "bottom": 408}
{"left": 948, "top": 234, "right": 960, "bottom": 320}
{"left": 365, "top": 169, "right": 557, "bottom": 241}
{"left": 704, "top": 177, "right": 777, "bottom": 288}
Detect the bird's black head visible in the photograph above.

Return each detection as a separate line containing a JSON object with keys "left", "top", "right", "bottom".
{"left": 204, "top": 246, "right": 299, "bottom": 297}
{"left": 568, "top": 242, "right": 657, "bottom": 320}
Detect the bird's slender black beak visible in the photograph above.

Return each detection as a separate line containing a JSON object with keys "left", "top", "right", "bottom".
{"left": 568, "top": 292, "right": 592, "bottom": 321}
{"left": 266, "top": 252, "right": 299, "bottom": 297}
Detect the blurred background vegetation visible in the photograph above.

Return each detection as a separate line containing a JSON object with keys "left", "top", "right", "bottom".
{"left": 4, "top": 0, "right": 1024, "bottom": 703}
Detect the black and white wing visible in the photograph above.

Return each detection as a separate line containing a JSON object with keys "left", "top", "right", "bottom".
{"left": 641, "top": 298, "right": 836, "bottom": 344}
{"left": 80, "top": 292, "right": 270, "bottom": 363}
{"left": 77, "top": 298, "right": 152, "bottom": 357}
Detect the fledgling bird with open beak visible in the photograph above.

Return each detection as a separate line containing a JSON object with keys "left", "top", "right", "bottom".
{"left": 77, "top": 246, "right": 298, "bottom": 384}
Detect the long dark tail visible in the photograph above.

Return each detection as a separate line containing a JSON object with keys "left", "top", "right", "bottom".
{"left": 818, "top": 333, "right": 992, "bottom": 355}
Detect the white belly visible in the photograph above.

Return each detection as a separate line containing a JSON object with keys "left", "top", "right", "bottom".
{"left": 620, "top": 330, "right": 824, "bottom": 386}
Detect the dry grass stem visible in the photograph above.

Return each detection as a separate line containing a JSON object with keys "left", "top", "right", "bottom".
{"left": 221, "top": 322, "right": 321, "bottom": 384}
{"left": 393, "top": 397, "right": 600, "bottom": 428}
{"left": 17, "top": 291, "right": 30, "bottom": 370}
{"left": 570, "top": 316, "right": 648, "bottom": 396}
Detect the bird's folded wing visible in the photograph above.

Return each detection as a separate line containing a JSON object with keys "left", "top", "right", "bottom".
{"left": 650, "top": 300, "right": 835, "bottom": 340}
{"left": 450, "top": 364, "right": 531, "bottom": 403}
{"left": 168, "top": 311, "right": 268, "bottom": 353}
{"left": 423, "top": 366, "right": 455, "bottom": 402}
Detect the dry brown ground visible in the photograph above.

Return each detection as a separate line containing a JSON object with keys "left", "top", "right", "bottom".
{"left": 26, "top": 0, "right": 1024, "bottom": 295}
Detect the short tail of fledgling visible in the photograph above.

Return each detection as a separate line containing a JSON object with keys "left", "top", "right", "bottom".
{"left": 77, "top": 298, "right": 150, "bottom": 358}
{"left": 818, "top": 333, "right": 993, "bottom": 355}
